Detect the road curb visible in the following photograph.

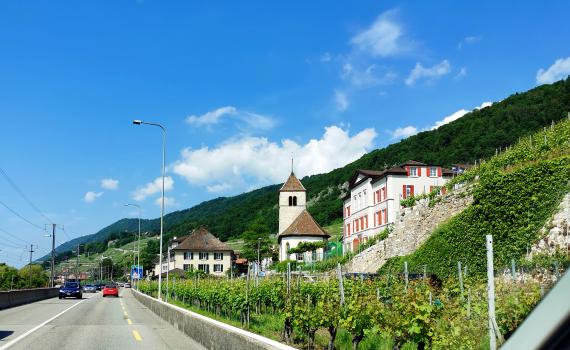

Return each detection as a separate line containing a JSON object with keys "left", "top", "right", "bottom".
{"left": 131, "top": 289, "right": 297, "bottom": 350}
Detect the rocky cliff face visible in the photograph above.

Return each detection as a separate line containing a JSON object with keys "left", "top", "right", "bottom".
{"left": 531, "top": 192, "right": 570, "bottom": 256}
{"left": 345, "top": 186, "right": 474, "bottom": 273}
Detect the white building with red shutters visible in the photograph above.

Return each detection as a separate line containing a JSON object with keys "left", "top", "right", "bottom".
{"left": 342, "top": 160, "right": 453, "bottom": 254}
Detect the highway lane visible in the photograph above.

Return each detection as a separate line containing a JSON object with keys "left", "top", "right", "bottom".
{"left": 0, "top": 289, "right": 205, "bottom": 350}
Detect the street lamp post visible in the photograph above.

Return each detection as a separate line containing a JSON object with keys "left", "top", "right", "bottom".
{"left": 125, "top": 203, "right": 141, "bottom": 290}
{"left": 132, "top": 119, "right": 166, "bottom": 300}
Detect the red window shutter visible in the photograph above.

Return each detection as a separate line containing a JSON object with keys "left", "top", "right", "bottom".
{"left": 373, "top": 213, "right": 376, "bottom": 226}
{"left": 418, "top": 167, "right": 422, "bottom": 176}
{"left": 402, "top": 185, "right": 407, "bottom": 199}
{"left": 384, "top": 208, "right": 388, "bottom": 223}
{"left": 405, "top": 166, "right": 410, "bottom": 176}
{"left": 437, "top": 167, "right": 442, "bottom": 177}
{"left": 365, "top": 215, "right": 368, "bottom": 228}
{"left": 410, "top": 185, "right": 415, "bottom": 196}
{"left": 378, "top": 211, "right": 382, "bottom": 225}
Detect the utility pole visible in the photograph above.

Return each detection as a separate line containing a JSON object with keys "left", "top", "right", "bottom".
{"left": 28, "top": 244, "right": 35, "bottom": 288}
{"left": 76, "top": 245, "right": 80, "bottom": 282}
{"left": 50, "top": 224, "right": 56, "bottom": 287}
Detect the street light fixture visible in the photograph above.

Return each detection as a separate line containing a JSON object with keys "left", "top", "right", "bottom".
{"left": 125, "top": 203, "right": 142, "bottom": 290}
{"left": 132, "top": 119, "right": 166, "bottom": 300}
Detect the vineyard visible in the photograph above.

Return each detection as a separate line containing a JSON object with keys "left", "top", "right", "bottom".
{"left": 137, "top": 260, "right": 565, "bottom": 350}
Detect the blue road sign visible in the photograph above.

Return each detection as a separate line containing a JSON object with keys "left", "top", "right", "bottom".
{"left": 131, "top": 265, "right": 143, "bottom": 280}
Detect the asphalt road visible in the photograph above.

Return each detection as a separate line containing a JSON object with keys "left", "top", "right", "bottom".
{"left": 0, "top": 288, "right": 205, "bottom": 350}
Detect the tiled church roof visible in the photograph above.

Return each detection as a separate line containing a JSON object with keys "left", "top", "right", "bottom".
{"left": 278, "top": 210, "right": 330, "bottom": 240}
{"left": 279, "top": 172, "right": 306, "bottom": 192}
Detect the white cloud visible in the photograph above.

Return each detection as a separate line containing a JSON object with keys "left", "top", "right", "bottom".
{"left": 186, "top": 106, "right": 237, "bottom": 126}
{"left": 457, "top": 35, "right": 481, "bottom": 49}
{"left": 185, "top": 106, "right": 276, "bottom": 131}
{"left": 390, "top": 126, "right": 418, "bottom": 139}
{"left": 454, "top": 67, "right": 467, "bottom": 80}
{"left": 84, "top": 191, "right": 103, "bottom": 203}
{"left": 100, "top": 178, "right": 119, "bottom": 190}
{"left": 132, "top": 176, "right": 174, "bottom": 201}
{"left": 341, "top": 63, "right": 397, "bottom": 88}
{"left": 155, "top": 196, "right": 178, "bottom": 207}
{"left": 206, "top": 183, "right": 233, "bottom": 193}
{"left": 172, "top": 125, "right": 377, "bottom": 193}
{"left": 431, "top": 101, "right": 493, "bottom": 130}
{"left": 350, "top": 9, "right": 413, "bottom": 57}
{"left": 536, "top": 57, "right": 570, "bottom": 85}
{"left": 405, "top": 60, "right": 451, "bottom": 86}
{"left": 320, "top": 52, "right": 332, "bottom": 62}
{"left": 334, "top": 90, "right": 349, "bottom": 111}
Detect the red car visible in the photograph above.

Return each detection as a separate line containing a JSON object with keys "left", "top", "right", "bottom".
{"left": 102, "top": 284, "right": 119, "bottom": 297}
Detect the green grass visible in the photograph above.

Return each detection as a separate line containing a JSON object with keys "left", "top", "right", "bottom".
{"left": 324, "top": 219, "right": 343, "bottom": 241}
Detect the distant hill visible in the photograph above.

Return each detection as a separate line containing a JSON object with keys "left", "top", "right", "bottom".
{"left": 42, "top": 78, "right": 570, "bottom": 260}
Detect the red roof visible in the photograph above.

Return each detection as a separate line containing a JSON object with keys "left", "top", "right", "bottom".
{"left": 279, "top": 172, "right": 306, "bottom": 192}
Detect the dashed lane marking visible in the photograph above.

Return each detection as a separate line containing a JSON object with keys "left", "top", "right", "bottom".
{"left": 132, "top": 330, "right": 142, "bottom": 341}
{"left": 127, "top": 318, "right": 132, "bottom": 325}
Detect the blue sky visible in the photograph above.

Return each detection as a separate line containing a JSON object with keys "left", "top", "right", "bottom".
{"left": 1, "top": 1, "right": 569, "bottom": 266}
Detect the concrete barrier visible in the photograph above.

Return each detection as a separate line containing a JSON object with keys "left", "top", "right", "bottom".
{"left": 0, "top": 288, "right": 59, "bottom": 310}
{"left": 132, "top": 289, "right": 297, "bottom": 350}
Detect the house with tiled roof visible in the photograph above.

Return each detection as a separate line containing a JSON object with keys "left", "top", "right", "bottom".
{"left": 153, "top": 227, "right": 234, "bottom": 276}
{"left": 278, "top": 169, "right": 330, "bottom": 261}
{"left": 342, "top": 160, "right": 453, "bottom": 253}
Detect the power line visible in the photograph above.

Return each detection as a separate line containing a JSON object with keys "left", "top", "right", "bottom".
{"left": 0, "top": 199, "right": 44, "bottom": 230}
{"left": 0, "top": 227, "right": 31, "bottom": 245}
{"left": 60, "top": 226, "right": 74, "bottom": 241}
{"left": 0, "top": 167, "right": 54, "bottom": 224}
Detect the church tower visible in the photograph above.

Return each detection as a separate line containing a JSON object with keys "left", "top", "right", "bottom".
{"left": 278, "top": 171, "right": 306, "bottom": 235}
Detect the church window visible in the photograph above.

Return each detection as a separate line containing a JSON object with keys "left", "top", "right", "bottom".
{"left": 293, "top": 196, "right": 297, "bottom": 206}
{"left": 288, "top": 196, "right": 293, "bottom": 206}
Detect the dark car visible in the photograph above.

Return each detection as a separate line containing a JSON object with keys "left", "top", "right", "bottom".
{"left": 83, "top": 284, "right": 97, "bottom": 293}
{"left": 59, "top": 282, "right": 82, "bottom": 299}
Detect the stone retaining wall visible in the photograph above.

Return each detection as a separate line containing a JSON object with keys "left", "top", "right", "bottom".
{"left": 345, "top": 186, "right": 474, "bottom": 273}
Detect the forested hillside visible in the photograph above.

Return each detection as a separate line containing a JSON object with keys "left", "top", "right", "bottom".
{"left": 44, "top": 78, "right": 570, "bottom": 260}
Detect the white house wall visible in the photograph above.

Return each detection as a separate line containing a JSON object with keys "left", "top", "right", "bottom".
{"left": 343, "top": 166, "right": 450, "bottom": 253}
{"left": 279, "top": 236, "right": 325, "bottom": 261}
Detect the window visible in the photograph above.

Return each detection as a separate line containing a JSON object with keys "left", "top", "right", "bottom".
{"left": 365, "top": 215, "right": 368, "bottom": 229}
{"left": 184, "top": 252, "right": 193, "bottom": 260}
{"left": 286, "top": 242, "right": 290, "bottom": 257}
{"left": 288, "top": 196, "right": 293, "bottom": 206}
{"left": 199, "top": 252, "right": 209, "bottom": 260}
{"left": 346, "top": 224, "right": 350, "bottom": 236}
{"left": 311, "top": 250, "right": 317, "bottom": 261}
{"left": 293, "top": 196, "right": 297, "bottom": 206}
{"left": 430, "top": 167, "right": 437, "bottom": 177}
{"left": 296, "top": 253, "right": 304, "bottom": 262}
{"left": 183, "top": 264, "right": 192, "bottom": 271}
{"left": 360, "top": 217, "right": 364, "bottom": 230}
{"left": 198, "top": 264, "right": 209, "bottom": 273}
{"left": 214, "top": 252, "right": 223, "bottom": 260}
{"left": 403, "top": 185, "right": 414, "bottom": 199}
{"left": 213, "top": 264, "right": 223, "bottom": 273}
{"left": 345, "top": 205, "right": 351, "bottom": 217}
{"left": 409, "top": 167, "right": 417, "bottom": 176}
{"left": 383, "top": 208, "right": 388, "bottom": 224}
{"left": 382, "top": 187, "right": 387, "bottom": 200}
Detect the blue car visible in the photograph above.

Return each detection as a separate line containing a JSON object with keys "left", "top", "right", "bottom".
{"left": 59, "top": 282, "right": 82, "bottom": 299}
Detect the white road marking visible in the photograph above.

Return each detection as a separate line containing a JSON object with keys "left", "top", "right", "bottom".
{"left": 0, "top": 298, "right": 90, "bottom": 350}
